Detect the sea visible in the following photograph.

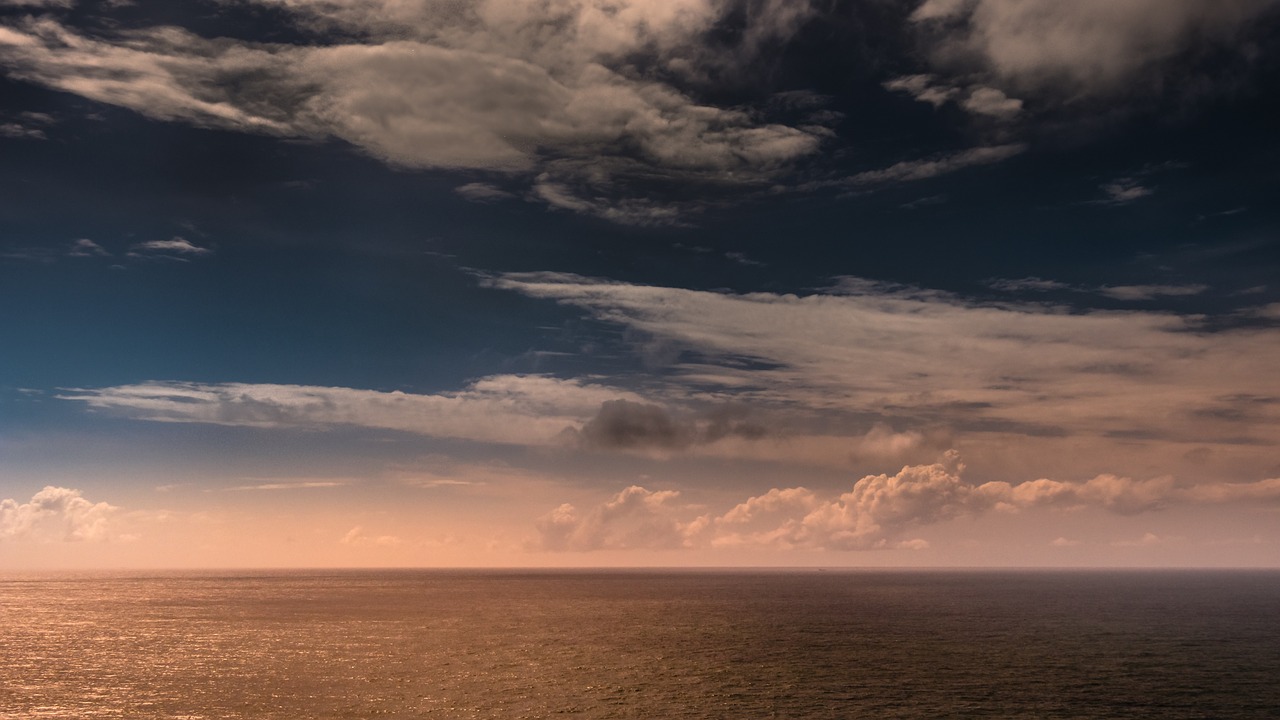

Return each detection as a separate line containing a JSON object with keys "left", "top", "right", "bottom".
{"left": 1, "top": 569, "right": 1277, "bottom": 719}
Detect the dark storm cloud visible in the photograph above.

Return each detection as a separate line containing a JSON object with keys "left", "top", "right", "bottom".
{"left": 577, "top": 399, "right": 768, "bottom": 452}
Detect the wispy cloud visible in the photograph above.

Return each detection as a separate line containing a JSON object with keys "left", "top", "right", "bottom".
{"left": 454, "top": 182, "right": 514, "bottom": 203}
{"left": 67, "top": 238, "right": 109, "bottom": 257}
{"left": 3, "top": 237, "right": 111, "bottom": 262}
{"left": 128, "top": 236, "right": 212, "bottom": 257}
{"left": 488, "top": 272, "right": 1280, "bottom": 451}
{"left": 1, "top": 486, "right": 118, "bottom": 542}
{"left": 59, "top": 375, "right": 643, "bottom": 447}
{"left": 223, "top": 480, "right": 347, "bottom": 491}
{"left": 884, "top": 75, "right": 1022, "bottom": 120}
{"left": 883, "top": 74, "right": 959, "bottom": 108}
{"left": 1096, "top": 284, "right": 1208, "bottom": 301}
{"left": 341, "top": 525, "right": 402, "bottom": 547}
{"left": 1098, "top": 178, "right": 1153, "bottom": 205}
{"left": 844, "top": 143, "right": 1026, "bottom": 187}
{"left": 990, "top": 277, "right": 1210, "bottom": 301}
{"left": 0, "top": 123, "right": 43, "bottom": 138}
{"left": 988, "top": 277, "right": 1072, "bottom": 292}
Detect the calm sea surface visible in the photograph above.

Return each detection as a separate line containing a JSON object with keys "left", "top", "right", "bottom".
{"left": 1, "top": 569, "right": 1278, "bottom": 718}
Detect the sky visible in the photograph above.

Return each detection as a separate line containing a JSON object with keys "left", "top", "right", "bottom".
{"left": 2, "top": 0, "right": 1279, "bottom": 569}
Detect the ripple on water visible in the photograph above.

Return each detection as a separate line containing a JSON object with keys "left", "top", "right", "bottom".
{"left": 1, "top": 570, "right": 1277, "bottom": 719}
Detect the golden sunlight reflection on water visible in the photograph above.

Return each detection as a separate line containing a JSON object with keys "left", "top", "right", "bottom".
{"left": 1, "top": 570, "right": 1278, "bottom": 718}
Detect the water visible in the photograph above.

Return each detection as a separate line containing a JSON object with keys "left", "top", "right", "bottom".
{"left": 1, "top": 569, "right": 1277, "bottom": 718}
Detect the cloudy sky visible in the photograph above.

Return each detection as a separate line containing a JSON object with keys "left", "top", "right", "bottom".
{"left": 2, "top": 0, "right": 1279, "bottom": 568}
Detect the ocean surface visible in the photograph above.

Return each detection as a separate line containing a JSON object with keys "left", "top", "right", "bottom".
{"left": 1, "top": 569, "right": 1278, "bottom": 719}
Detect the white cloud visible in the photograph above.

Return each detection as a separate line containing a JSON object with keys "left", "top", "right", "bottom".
{"left": 883, "top": 75, "right": 1022, "bottom": 120}
{"left": 0, "top": 121, "right": 45, "bottom": 138}
{"left": 791, "top": 452, "right": 971, "bottom": 549}
{"left": 0, "top": 1, "right": 826, "bottom": 223}
{"left": 341, "top": 525, "right": 402, "bottom": 547}
{"left": 910, "top": 0, "right": 972, "bottom": 22}
{"left": 129, "top": 236, "right": 212, "bottom": 256}
{"left": 534, "top": 459, "right": 1280, "bottom": 552}
{"left": 488, "top": 272, "right": 1280, "bottom": 448}
{"left": 961, "top": 85, "right": 1021, "bottom": 118}
{"left": 1182, "top": 478, "right": 1280, "bottom": 503}
{"left": 454, "top": 182, "right": 513, "bottom": 203}
{"left": 60, "top": 376, "right": 932, "bottom": 469}
{"left": 534, "top": 485, "right": 690, "bottom": 551}
{"left": 974, "top": 473, "right": 1177, "bottom": 515}
{"left": 59, "top": 375, "right": 644, "bottom": 447}
{"left": 0, "top": 486, "right": 118, "bottom": 542}
{"left": 224, "top": 480, "right": 347, "bottom": 491}
{"left": 1098, "top": 178, "right": 1153, "bottom": 205}
{"left": 709, "top": 487, "right": 822, "bottom": 549}
{"left": 883, "top": 74, "right": 959, "bottom": 107}
{"left": 67, "top": 238, "right": 109, "bottom": 257}
{"left": 910, "top": 0, "right": 1279, "bottom": 99}
{"left": 845, "top": 143, "right": 1025, "bottom": 186}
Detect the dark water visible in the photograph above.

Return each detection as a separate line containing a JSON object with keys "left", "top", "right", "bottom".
{"left": 1, "top": 570, "right": 1278, "bottom": 718}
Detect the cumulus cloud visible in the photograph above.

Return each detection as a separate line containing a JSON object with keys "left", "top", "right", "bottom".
{"left": 706, "top": 487, "right": 822, "bottom": 548}
{"left": 59, "top": 375, "right": 647, "bottom": 446}
{"left": 0, "top": 1, "right": 827, "bottom": 223}
{"left": 0, "top": 486, "right": 118, "bottom": 542}
{"left": 534, "top": 457, "right": 1280, "bottom": 552}
{"left": 534, "top": 485, "right": 690, "bottom": 551}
